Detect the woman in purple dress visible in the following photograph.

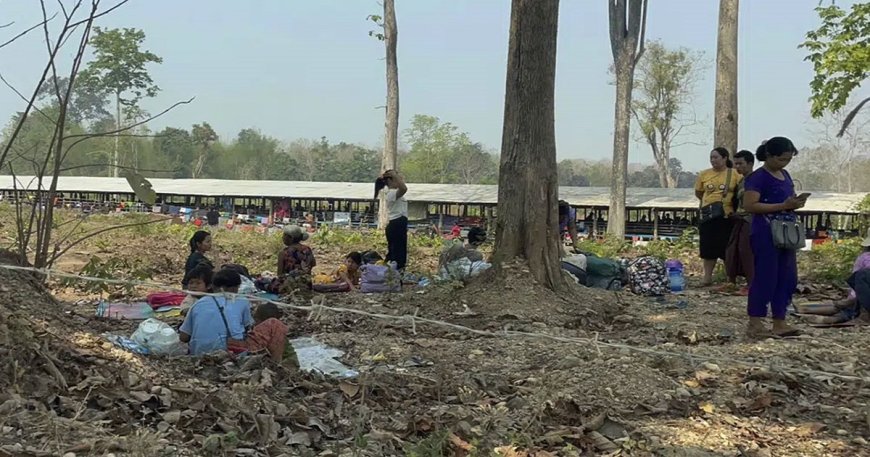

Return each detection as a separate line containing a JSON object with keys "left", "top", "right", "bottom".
{"left": 742, "top": 137, "right": 807, "bottom": 338}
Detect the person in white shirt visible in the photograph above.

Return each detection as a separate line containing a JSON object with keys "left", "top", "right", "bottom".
{"left": 378, "top": 170, "right": 409, "bottom": 271}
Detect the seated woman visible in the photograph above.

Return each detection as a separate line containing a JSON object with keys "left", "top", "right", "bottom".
{"left": 271, "top": 225, "right": 316, "bottom": 294}
{"left": 180, "top": 264, "right": 214, "bottom": 315}
{"left": 179, "top": 269, "right": 253, "bottom": 355}
{"left": 439, "top": 226, "right": 486, "bottom": 267}
{"left": 183, "top": 230, "right": 214, "bottom": 288}
{"left": 228, "top": 303, "right": 291, "bottom": 362}
{"left": 313, "top": 252, "right": 363, "bottom": 290}
{"left": 796, "top": 232, "right": 870, "bottom": 325}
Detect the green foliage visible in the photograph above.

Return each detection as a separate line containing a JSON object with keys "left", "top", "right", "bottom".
{"left": 575, "top": 236, "right": 632, "bottom": 259}
{"left": 801, "top": 3, "right": 870, "bottom": 118}
{"left": 402, "top": 115, "right": 499, "bottom": 185}
{"left": 64, "top": 255, "right": 151, "bottom": 294}
{"left": 78, "top": 27, "right": 163, "bottom": 109}
{"left": 800, "top": 238, "right": 864, "bottom": 283}
{"left": 404, "top": 429, "right": 451, "bottom": 457}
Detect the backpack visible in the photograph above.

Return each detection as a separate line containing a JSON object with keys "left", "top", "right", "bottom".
{"left": 360, "top": 264, "right": 402, "bottom": 293}
{"left": 626, "top": 256, "right": 670, "bottom": 296}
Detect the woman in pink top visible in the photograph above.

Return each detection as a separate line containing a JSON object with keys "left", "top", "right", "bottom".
{"left": 796, "top": 230, "right": 870, "bottom": 322}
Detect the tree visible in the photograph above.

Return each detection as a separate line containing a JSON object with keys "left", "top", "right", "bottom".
{"left": 492, "top": 0, "right": 564, "bottom": 291}
{"left": 78, "top": 27, "right": 162, "bottom": 177}
{"left": 607, "top": 0, "right": 648, "bottom": 238}
{"left": 631, "top": 41, "right": 704, "bottom": 188}
{"left": 403, "top": 114, "right": 460, "bottom": 183}
{"left": 369, "top": 0, "right": 400, "bottom": 228}
{"left": 802, "top": 101, "right": 870, "bottom": 192}
{"left": 153, "top": 127, "right": 195, "bottom": 178}
{"left": 714, "top": 0, "right": 739, "bottom": 157}
{"left": 190, "top": 122, "right": 217, "bottom": 178}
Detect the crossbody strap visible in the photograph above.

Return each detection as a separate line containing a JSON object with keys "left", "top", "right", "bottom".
{"left": 721, "top": 168, "right": 732, "bottom": 203}
{"left": 211, "top": 296, "right": 232, "bottom": 339}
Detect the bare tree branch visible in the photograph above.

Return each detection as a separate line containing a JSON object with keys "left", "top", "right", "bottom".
{"left": 66, "top": 98, "right": 195, "bottom": 140}
{"left": 69, "top": 0, "right": 132, "bottom": 27}
{"left": 838, "top": 96, "right": 870, "bottom": 137}
{"left": 0, "top": 73, "right": 58, "bottom": 124}
{"left": 58, "top": 163, "right": 175, "bottom": 174}
{"left": 0, "top": 13, "right": 58, "bottom": 50}
{"left": 48, "top": 216, "right": 173, "bottom": 266}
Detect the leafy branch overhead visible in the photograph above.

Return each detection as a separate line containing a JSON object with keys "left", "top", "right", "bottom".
{"left": 801, "top": 3, "right": 870, "bottom": 118}
{"left": 367, "top": 14, "right": 385, "bottom": 41}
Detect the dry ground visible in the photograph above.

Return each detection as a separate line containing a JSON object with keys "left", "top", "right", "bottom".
{"left": 0, "top": 211, "right": 868, "bottom": 456}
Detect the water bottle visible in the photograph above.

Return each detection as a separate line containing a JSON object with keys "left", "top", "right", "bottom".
{"left": 665, "top": 259, "right": 685, "bottom": 292}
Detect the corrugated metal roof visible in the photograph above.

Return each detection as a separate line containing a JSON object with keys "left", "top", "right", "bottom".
{"left": 0, "top": 175, "right": 866, "bottom": 214}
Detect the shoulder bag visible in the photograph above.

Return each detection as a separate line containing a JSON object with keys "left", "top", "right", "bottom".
{"left": 699, "top": 169, "right": 732, "bottom": 224}
{"left": 769, "top": 171, "right": 805, "bottom": 250}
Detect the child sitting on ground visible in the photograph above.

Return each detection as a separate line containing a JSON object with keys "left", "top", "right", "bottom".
{"left": 180, "top": 264, "right": 214, "bottom": 315}
{"left": 227, "top": 302, "right": 291, "bottom": 363}
{"left": 313, "top": 252, "right": 363, "bottom": 289}
{"left": 179, "top": 268, "right": 253, "bottom": 355}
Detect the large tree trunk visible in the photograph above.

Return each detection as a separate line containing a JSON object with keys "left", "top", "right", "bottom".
{"left": 378, "top": 0, "right": 399, "bottom": 230}
{"left": 492, "top": 0, "right": 564, "bottom": 291}
{"left": 607, "top": 0, "right": 647, "bottom": 238}
{"left": 610, "top": 65, "right": 632, "bottom": 231}
{"left": 113, "top": 91, "right": 121, "bottom": 177}
{"left": 714, "top": 0, "right": 738, "bottom": 156}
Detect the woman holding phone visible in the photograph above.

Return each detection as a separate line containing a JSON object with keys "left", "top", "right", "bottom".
{"left": 742, "top": 137, "right": 807, "bottom": 339}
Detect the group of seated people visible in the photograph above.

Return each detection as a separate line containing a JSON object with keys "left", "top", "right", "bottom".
{"left": 178, "top": 266, "right": 290, "bottom": 361}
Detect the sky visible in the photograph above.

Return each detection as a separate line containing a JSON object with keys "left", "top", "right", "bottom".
{"left": 0, "top": 0, "right": 865, "bottom": 172}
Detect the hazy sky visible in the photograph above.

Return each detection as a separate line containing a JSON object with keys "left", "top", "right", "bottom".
{"left": 0, "top": 0, "right": 865, "bottom": 172}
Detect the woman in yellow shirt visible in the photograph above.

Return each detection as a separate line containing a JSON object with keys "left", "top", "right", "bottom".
{"left": 694, "top": 147, "right": 739, "bottom": 286}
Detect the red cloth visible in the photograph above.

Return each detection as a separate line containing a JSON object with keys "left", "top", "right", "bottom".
{"left": 146, "top": 291, "right": 186, "bottom": 309}
{"left": 229, "top": 318, "right": 289, "bottom": 362}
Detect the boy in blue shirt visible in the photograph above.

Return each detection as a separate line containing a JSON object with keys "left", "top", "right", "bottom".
{"left": 179, "top": 268, "right": 253, "bottom": 355}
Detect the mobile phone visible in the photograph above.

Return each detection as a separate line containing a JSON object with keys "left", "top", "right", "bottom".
{"left": 798, "top": 192, "right": 811, "bottom": 199}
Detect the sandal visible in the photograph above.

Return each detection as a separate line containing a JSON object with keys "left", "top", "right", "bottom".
{"left": 772, "top": 327, "right": 802, "bottom": 338}
{"left": 746, "top": 325, "right": 774, "bottom": 341}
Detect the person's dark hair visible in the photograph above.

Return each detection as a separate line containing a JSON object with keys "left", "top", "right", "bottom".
{"left": 734, "top": 149, "right": 755, "bottom": 164}
{"left": 362, "top": 250, "right": 383, "bottom": 264}
{"left": 467, "top": 226, "right": 487, "bottom": 245}
{"left": 212, "top": 268, "right": 242, "bottom": 289}
{"left": 254, "top": 302, "right": 282, "bottom": 321}
{"left": 346, "top": 251, "right": 363, "bottom": 266}
{"left": 712, "top": 147, "right": 733, "bottom": 168}
{"left": 558, "top": 200, "right": 569, "bottom": 216}
{"left": 221, "top": 263, "right": 251, "bottom": 279}
{"left": 189, "top": 230, "right": 210, "bottom": 253}
{"left": 375, "top": 170, "right": 395, "bottom": 199}
{"left": 756, "top": 137, "right": 798, "bottom": 162}
{"left": 184, "top": 263, "right": 214, "bottom": 287}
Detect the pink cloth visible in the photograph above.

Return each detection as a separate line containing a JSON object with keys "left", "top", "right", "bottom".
{"left": 848, "top": 252, "right": 870, "bottom": 299}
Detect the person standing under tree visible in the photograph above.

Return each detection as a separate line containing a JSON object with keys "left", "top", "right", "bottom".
{"left": 376, "top": 170, "right": 408, "bottom": 271}
{"left": 695, "top": 147, "right": 739, "bottom": 286}
{"left": 725, "top": 150, "right": 756, "bottom": 295}
{"left": 743, "top": 137, "right": 807, "bottom": 338}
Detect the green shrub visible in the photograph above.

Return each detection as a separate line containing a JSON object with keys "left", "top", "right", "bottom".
{"left": 800, "top": 238, "right": 863, "bottom": 284}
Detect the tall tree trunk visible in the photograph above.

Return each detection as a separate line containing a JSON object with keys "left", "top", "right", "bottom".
{"left": 378, "top": 0, "right": 399, "bottom": 230}
{"left": 607, "top": 0, "right": 647, "bottom": 238}
{"left": 492, "top": 0, "right": 564, "bottom": 291}
{"left": 714, "top": 0, "right": 738, "bottom": 156}
{"left": 113, "top": 91, "right": 121, "bottom": 177}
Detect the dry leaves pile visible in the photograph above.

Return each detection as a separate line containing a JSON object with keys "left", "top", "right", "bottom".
{"left": 1, "top": 247, "right": 870, "bottom": 456}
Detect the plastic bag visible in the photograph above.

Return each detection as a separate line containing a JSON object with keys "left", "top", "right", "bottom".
{"left": 289, "top": 337, "right": 358, "bottom": 378}
{"left": 131, "top": 318, "right": 185, "bottom": 356}
{"left": 439, "top": 258, "right": 491, "bottom": 281}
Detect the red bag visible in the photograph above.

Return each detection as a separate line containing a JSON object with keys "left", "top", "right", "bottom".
{"left": 146, "top": 291, "right": 186, "bottom": 309}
